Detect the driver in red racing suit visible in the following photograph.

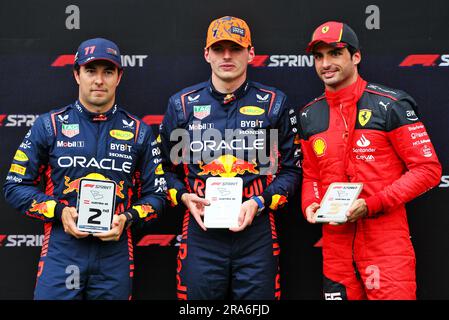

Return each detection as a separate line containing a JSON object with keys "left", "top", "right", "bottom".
{"left": 300, "top": 21, "right": 442, "bottom": 300}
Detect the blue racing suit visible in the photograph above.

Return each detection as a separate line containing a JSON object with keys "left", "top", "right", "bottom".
{"left": 3, "top": 100, "right": 166, "bottom": 300}
{"left": 160, "top": 80, "right": 301, "bottom": 299}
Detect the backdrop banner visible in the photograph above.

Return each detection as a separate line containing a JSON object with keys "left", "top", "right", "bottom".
{"left": 0, "top": 0, "right": 447, "bottom": 299}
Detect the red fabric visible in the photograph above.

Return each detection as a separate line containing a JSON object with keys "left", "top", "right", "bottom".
{"left": 301, "top": 76, "right": 367, "bottom": 214}
{"left": 301, "top": 75, "right": 442, "bottom": 299}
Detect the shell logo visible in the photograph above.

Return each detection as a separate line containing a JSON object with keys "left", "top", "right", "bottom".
{"left": 313, "top": 138, "right": 327, "bottom": 157}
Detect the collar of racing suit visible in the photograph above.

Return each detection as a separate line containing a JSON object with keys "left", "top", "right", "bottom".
{"left": 324, "top": 75, "right": 367, "bottom": 108}
{"left": 74, "top": 100, "right": 118, "bottom": 122}
{"left": 208, "top": 79, "right": 250, "bottom": 105}
{"left": 324, "top": 75, "right": 367, "bottom": 181}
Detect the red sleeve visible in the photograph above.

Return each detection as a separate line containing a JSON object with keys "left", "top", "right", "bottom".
{"left": 365, "top": 121, "right": 442, "bottom": 216}
{"left": 300, "top": 138, "right": 323, "bottom": 218}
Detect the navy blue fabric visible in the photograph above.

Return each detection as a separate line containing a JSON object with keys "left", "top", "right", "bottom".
{"left": 34, "top": 227, "right": 132, "bottom": 300}
{"left": 3, "top": 100, "right": 166, "bottom": 299}
{"left": 179, "top": 213, "right": 279, "bottom": 300}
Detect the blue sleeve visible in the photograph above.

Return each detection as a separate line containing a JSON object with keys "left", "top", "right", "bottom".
{"left": 159, "top": 97, "right": 190, "bottom": 207}
{"left": 127, "top": 123, "right": 167, "bottom": 224}
{"left": 261, "top": 96, "right": 302, "bottom": 210}
{"left": 3, "top": 114, "right": 66, "bottom": 221}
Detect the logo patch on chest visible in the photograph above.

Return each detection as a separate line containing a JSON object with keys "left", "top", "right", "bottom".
{"left": 313, "top": 138, "right": 327, "bottom": 157}
{"left": 239, "top": 106, "right": 265, "bottom": 116}
{"left": 62, "top": 124, "right": 79, "bottom": 138}
{"left": 358, "top": 109, "right": 372, "bottom": 126}
{"left": 193, "top": 105, "right": 211, "bottom": 120}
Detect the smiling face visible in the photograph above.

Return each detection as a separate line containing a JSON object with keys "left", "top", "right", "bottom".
{"left": 73, "top": 60, "right": 123, "bottom": 113}
{"left": 204, "top": 40, "right": 254, "bottom": 92}
{"left": 312, "top": 42, "right": 361, "bottom": 92}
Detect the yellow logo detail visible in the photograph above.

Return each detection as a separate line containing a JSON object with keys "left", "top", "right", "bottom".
{"left": 313, "top": 138, "right": 327, "bottom": 157}
{"left": 358, "top": 109, "right": 372, "bottom": 127}
{"left": 322, "top": 26, "right": 329, "bottom": 34}
{"left": 10, "top": 164, "right": 27, "bottom": 175}
{"left": 132, "top": 204, "right": 155, "bottom": 218}
{"left": 269, "top": 194, "right": 288, "bottom": 210}
{"left": 29, "top": 200, "right": 56, "bottom": 218}
{"left": 110, "top": 130, "right": 134, "bottom": 141}
{"left": 155, "top": 164, "right": 164, "bottom": 175}
{"left": 294, "top": 134, "right": 301, "bottom": 145}
{"left": 14, "top": 150, "right": 29, "bottom": 162}
{"left": 239, "top": 106, "right": 265, "bottom": 116}
{"left": 168, "top": 189, "right": 178, "bottom": 206}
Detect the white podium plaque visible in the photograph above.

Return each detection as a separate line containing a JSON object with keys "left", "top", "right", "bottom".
{"left": 76, "top": 179, "right": 116, "bottom": 233}
{"left": 315, "top": 182, "right": 363, "bottom": 223}
{"left": 204, "top": 177, "right": 243, "bottom": 228}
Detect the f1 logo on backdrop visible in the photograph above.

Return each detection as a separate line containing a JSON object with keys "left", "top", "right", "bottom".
{"left": 137, "top": 235, "right": 178, "bottom": 246}
{"left": 51, "top": 54, "right": 148, "bottom": 67}
{"left": 399, "top": 54, "right": 449, "bottom": 67}
{"left": 141, "top": 115, "right": 163, "bottom": 125}
{"left": 0, "top": 235, "right": 6, "bottom": 246}
{"left": 0, "top": 114, "right": 38, "bottom": 127}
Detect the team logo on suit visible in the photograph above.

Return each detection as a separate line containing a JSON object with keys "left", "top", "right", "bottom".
{"left": 313, "top": 138, "right": 327, "bottom": 157}
{"left": 358, "top": 109, "right": 372, "bottom": 126}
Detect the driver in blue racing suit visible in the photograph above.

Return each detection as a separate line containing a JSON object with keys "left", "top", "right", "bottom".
{"left": 160, "top": 16, "right": 301, "bottom": 300}
{"left": 3, "top": 38, "right": 166, "bottom": 300}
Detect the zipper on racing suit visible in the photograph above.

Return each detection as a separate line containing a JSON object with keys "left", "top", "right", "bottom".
{"left": 340, "top": 103, "right": 361, "bottom": 280}
{"left": 339, "top": 103, "right": 349, "bottom": 139}
{"left": 351, "top": 223, "right": 361, "bottom": 280}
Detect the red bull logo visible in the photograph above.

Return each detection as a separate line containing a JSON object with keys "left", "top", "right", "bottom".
{"left": 29, "top": 200, "right": 49, "bottom": 215}
{"left": 198, "top": 155, "right": 259, "bottom": 177}
{"left": 231, "top": 158, "right": 259, "bottom": 175}
{"left": 198, "top": 159, "right": 226, "bottom": 176}
{"left": 140, "top": 204, "right": 154, "bottom": 215}
{"left": 63, "top": 173, "right": 125, "bottom": 199}
{"left": 29, "top": 200, "right": 56, "bottom": 218}
{"left": 133, "top": 204, "right": 156, "bottom": 219}
{"left": 269, "top": 194, "right": 288, "bottom": 210}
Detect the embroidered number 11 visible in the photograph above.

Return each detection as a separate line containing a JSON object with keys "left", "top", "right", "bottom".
{"left": 84, "top": 46, "right": 96, "bottom": 55}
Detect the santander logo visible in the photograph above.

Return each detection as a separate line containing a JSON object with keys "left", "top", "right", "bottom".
{"left": 356, "top": 134, "right": 371, "bottom": 147}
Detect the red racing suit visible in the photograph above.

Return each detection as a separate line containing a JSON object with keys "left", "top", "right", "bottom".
{"left": 299, "top": 76, "right": 442, "bottom": 300}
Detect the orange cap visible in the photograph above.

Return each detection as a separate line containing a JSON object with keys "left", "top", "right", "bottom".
{"left": 205, "top": 16, "right": 252, "bottom": 49}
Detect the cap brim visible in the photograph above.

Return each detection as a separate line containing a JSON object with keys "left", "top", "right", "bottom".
{"left": 306, "top": 39, "right": 347, "bottom": 53}
{"left": 77, "top": 57, "right": 122, "bottom": 68}
{"left": 205, "top": 38, "right": 250, "bottom": 49}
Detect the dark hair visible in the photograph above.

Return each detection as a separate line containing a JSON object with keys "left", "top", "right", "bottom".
{"left": 347, "top": 45, "right": 359, "bottom": 56}
{"left": 73, "top": 63, "right": 80, "bottom": 74}
{"left": 347, "top": 45, "right": 361, "bottom": 70}
{"left": 73, "top": 61, "right": 122, "bottom": 74}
